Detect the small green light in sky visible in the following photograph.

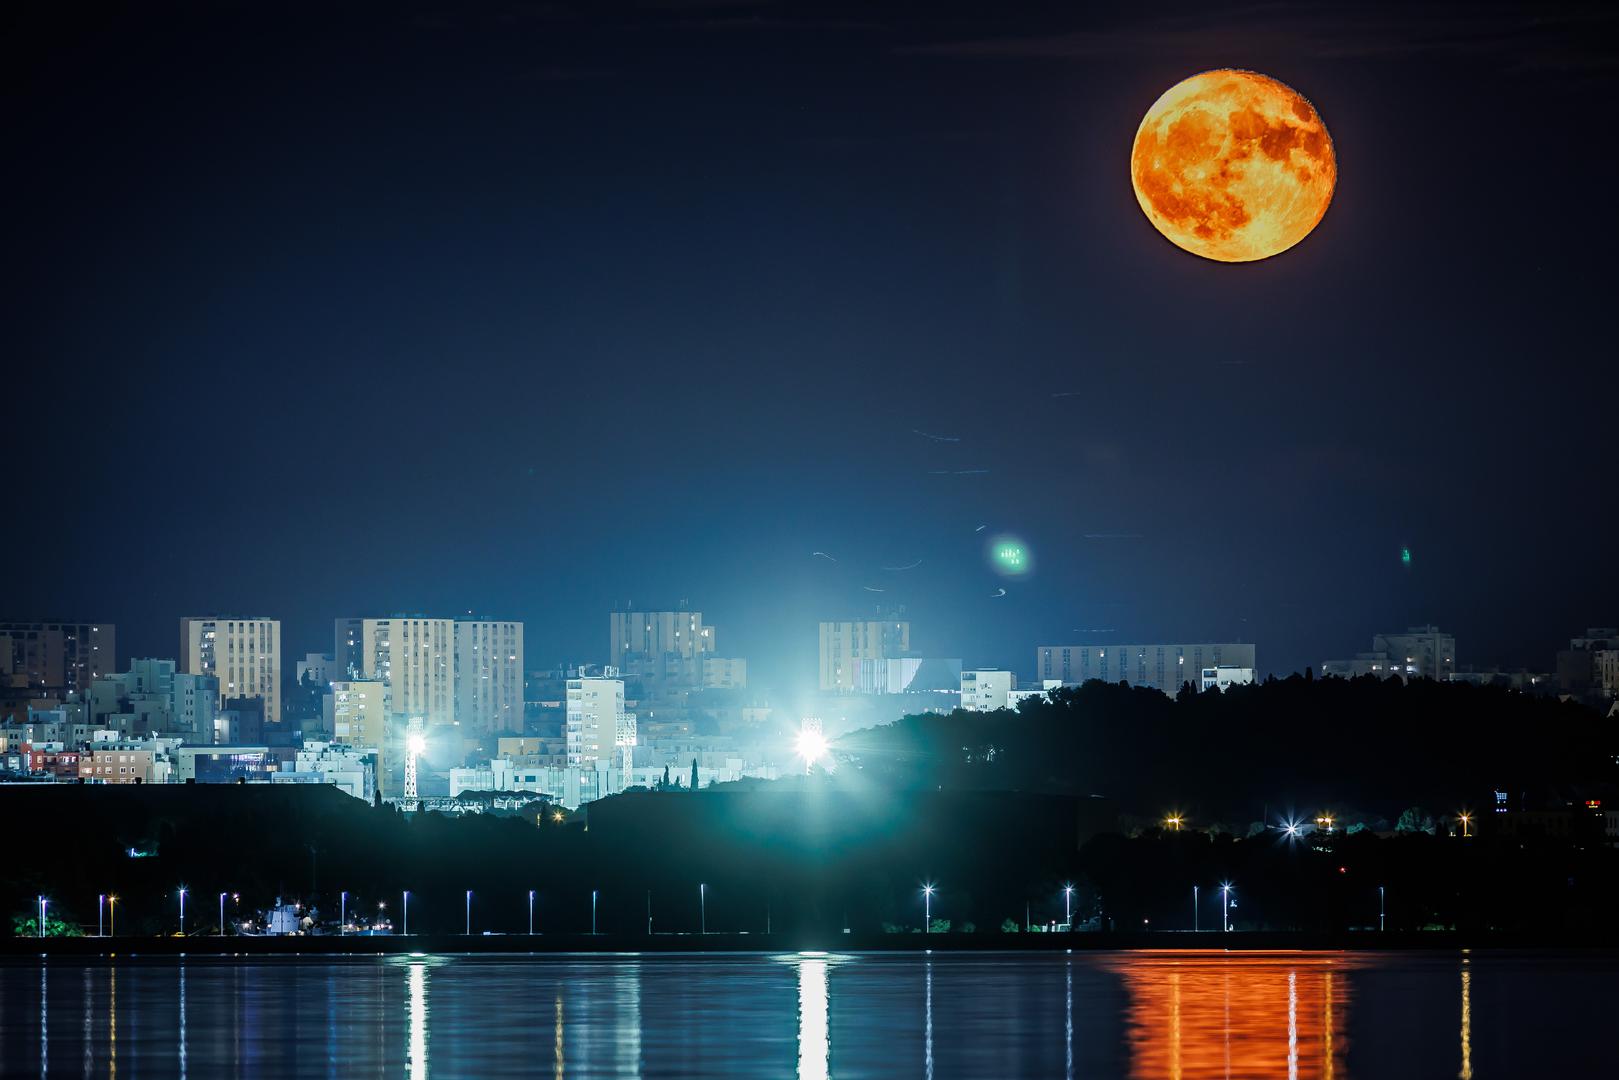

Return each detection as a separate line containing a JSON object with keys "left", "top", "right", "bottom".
{"left": 986, "top": 533, "right": 1033, "bottom": 577}
{"left": 1401, "top": 547, "right": 1412, "bottom": 565}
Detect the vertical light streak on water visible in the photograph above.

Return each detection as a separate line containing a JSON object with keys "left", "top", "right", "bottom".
{"left": 796, "top": 957, "right": 829, "bottom": 1080}
{"left": 108, "top": 966, "right": 117, "bottom": 1080}
{"left": 178, "top": 963, "right": 187, "bottom": 1080}
{"left": 923, "top": 957, "right": 934, "bottom": 1080}
{"left": 615, "top": 962, "right": 642, "bottom": 1077}
{"left": 1065, "top": 959, "right": 1074, "bottom": 1080}
{"left": 1223, "top": 970, "right": 1231, "bottom": 1080}
{"left": 40, "top": 962, "right": 48, "bottom": 1080}
{"left": 1323, "top": 970, "right": 1334, "bottom": 1080}
{"left": 1169, "top": 970, "right": 1182, "bottom": 1080}
{"left": 553, "top": 991, "right": 564, "bottom": 1080}
{"left": 1459, "top": 966, "right": 1472, "bottom": 1080}
{"left": 407, "top": 962, "right": 429, "bottom": 1080}
{"left": 83, "top": 968, "right": 92, "bottom": 1079}
{"left": 1287, "top": 970, "right": 1297, "bottom": 1080}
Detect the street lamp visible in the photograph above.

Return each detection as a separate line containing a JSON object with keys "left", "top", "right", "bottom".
{"left": 341, "top": 891, "right": 348, "bottom": 935}
{"left": 98, "top": 894, "right": 106, "bottom": 938}
{"left": 402, "top": 891, "right": 410, "bottom": 936}
{"left": 465, "top": 890, "right": 472, "bottom": 936}
{"left": 1193, "top": 885, "right": 1199, "bottom": 932}
{"left": 700, "top": 883, "right": 707, "bottom": 935}
{"left": 219, "top": 892, "right": 228, "bottom": 936}
{"left": 37, "top": 896, "right": 47, "bottom": 939}
{"left": 1458, "top": 813, "right": 1472, "bottom": 838}
{"left": 591, "top": 889, "right": 598, "bottom": 935}
{"left": 108, "top": 895, "right": 118, "bottom": 938}
{"left": 179, "top": 887, "right": 188, "bottom": 937}
{"left": 528, "top": 890, "right": 536, "bottom": 936}
{"left": 922, "top": 883, "right": 936, "bottom": 933}
{"left": 1062, "top": 884, "right": 1074, "bottom": 929}
{"left": 1316, "top": 814, "right": 1335, "bottom": 834}
{"left": 1219, "top": 882, "right": 1233, "bottom": 933}
{"left": 1165, "top": 814, "right": 1183, "bottom": 831}
{"left": 1379, "top": 885, "right": 1386, "bottom": 932}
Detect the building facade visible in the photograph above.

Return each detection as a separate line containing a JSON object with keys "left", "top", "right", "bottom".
{"left": 324, "top": 680, "right": 387, "bottom": 749}
{"left": 960, "top": 669, "right": 1016, "bottom": 711}
{"left": 454, "top": 619, "right": 524, "bottom": 737}
{"left": 1036, "top": 643, "right": 1258, "bottom": 697}
{"left": 0, "top": 622, "right": 115, "bottom": 694}
{"left": 565, "top": 676, "right": 634, "bottom": 769}
{"left": 1321, "top": 625, "right": 1455, "bottom": 682}
{"left": 610, "top": 611, "right": 716, "bottom": 687}
{"left": 180, "top": 617, "right": 281, "bottom": 723}
{"left": 819, "top": 620, "right": 910, "bottom": 692}
{"left": 335, "top": 617, "right": 455, "bottom": 726}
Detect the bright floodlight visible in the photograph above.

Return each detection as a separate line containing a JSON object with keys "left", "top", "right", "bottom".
{"left": 795, "top": 727, "right": 829, "bottom": 764}
{"left": 407, "top": 732, "right": 427, "bottom": 756}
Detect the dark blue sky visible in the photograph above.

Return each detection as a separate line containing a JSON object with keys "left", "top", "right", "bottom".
{"left": 8, "top": 1, "right": 1616, "bottom": 688}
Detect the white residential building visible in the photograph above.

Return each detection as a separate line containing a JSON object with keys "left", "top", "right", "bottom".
{"left": 1322, "top": 626, "right": 1455, "bottom": 682}
{"left": 702, "top": 657, "right": 747, "bottom": 689}
{"left": 180, "top": 617, "right": 281, "bottom": 723}
{"left": 274, "top": 741, "right": 375, "bottom": 802}
{"left": 960, "top": 669, "right": 1016, "bottom": 711}
{"left": 1200, "top": 666, "right": 1256, "bottom": 692}
{"left": 566, "top": 676, "right": 635, "bottom": 769}
{"left": 455, "top": 619, "right": 524, "bottom": 737}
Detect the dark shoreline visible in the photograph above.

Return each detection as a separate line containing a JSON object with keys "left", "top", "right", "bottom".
{"left": 6, "top": 930, "right": 1618, "bottom": 958}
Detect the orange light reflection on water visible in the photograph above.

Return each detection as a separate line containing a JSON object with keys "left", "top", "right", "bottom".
{"left": 1109, "top": 951, "right": 1355, "bottom": 1079}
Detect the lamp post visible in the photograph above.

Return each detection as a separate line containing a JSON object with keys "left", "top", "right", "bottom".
{"left": 1165, "top": 814, "right": 1183, "bottom": 831}
{"left": 1379, "top": 885, "right": 1385, "bottom": 932}
{"left": 99, "top": 894, "right": 106, "bottom": 938}
{"left": 108, "top": 895, "right": 118, "bottom": 938}
{"left": 341, "top": 891, "right": 348, "bottom": 936}
{"left": 700, "top": 883, "right": 706, "bottom": 936}
{"left": 465, "top": 890, "right": 472, "bottom": 937}
{"left": 1459, "top": 813, "right": 1472, "bottom": 838}
{"left": 37, "top": 896, "right": 46, "bottom": 939}
{"left": 1063, "top": 884, "right": 1074, "bottom": 929}
{"left": 179, "top": 887, "right": 188, "bottom": 937}
{"left": 1193, "top": 885, "right": 1199, "bottom": 932}
{"left": 529, "top": 890, "right": 536, "bottom": 936}
{"left": 402, "top": 891, "right": 410, "bottom": 936}
{"left": 219, "top": 892, "right": 227, "bottom": 936}
{"left": 591, "top": 890, "right": 598, "bottom": 935}
{"left": 922, "top": 883, "right": 936, "bottom": 933}
{"left": 1220, "top": 883, "right": 1232, "bottom": 933}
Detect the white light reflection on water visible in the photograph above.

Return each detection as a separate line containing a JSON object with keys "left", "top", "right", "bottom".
{"left": 1065, "top": 958, "right": 1074, "bottom": 1080}
{"left": 1287, "top": 969, "right": 1297, "bottom": 1080}
{"left": 407, "top": 961, "right": 429, "bottom": 1080}
{"left": 615, "top": 962, "right": 642, "bottom": 1077}
{"left": 798, "top": 954, "right": 829, "bottom": 1080}
{"left": 924, "top": 955, "right": 934, "bottom": 1080}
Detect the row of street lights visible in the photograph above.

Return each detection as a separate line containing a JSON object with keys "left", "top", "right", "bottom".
{"left": 1168, "top": 811, "right": 1478, "bottom": 836}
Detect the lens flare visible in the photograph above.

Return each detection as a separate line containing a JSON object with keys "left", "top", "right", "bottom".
{"left": 986, "top": 534, "right": 1033, "bottom": 578}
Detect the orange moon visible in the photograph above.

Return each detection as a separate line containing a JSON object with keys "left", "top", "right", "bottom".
{"left": 1131, "top": 70, "right": 1336, "bottom": 262}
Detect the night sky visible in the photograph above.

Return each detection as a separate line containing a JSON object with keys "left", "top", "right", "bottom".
{"left": 9, "top": 1, "right": 1616, "bottom": 688}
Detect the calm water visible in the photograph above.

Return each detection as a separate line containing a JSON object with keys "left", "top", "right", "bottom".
{"left": 0, "top": 950, "right": 1610, "bottom": 1077}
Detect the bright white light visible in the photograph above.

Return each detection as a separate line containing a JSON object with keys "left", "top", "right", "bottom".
{"left": 795, "top": 728, "right": 828, "bottom": 765}
{"left": 407, "top": 733, "right": 427, "bottom": 756}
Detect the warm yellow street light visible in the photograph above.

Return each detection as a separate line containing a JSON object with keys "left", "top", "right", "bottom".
{"left": 1459, "top": 812, "right": 1472, "bottom": 838}
{"left": 1165, "top": 814, "right": 1184, "bottom": 831}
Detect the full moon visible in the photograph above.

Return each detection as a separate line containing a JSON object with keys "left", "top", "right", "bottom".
{"left": 1131, "top": 70, "right": 1335, "bottom": 262}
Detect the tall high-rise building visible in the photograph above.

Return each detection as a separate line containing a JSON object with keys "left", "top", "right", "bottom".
{"left": 610, "top": 610, "right": 715, "bottom": 686}
{"left": 455, "top": 619, "right": 524, "bottom": 737}
{"left": 0, "top": 621, "right": 115, "bottom": 694}
{"left": 566, "top": 676, "right": 634, "bottom": 767}
{"left": 335, "top": 617, "right": 455, "bottom": 726}
{"left": 819, "top": 620, "right": 910, "bottom": 692}
{"left": 180, "top": 617, "right": 281, "bottom": 723}
{"left": 1036, "top": 643, "right": 1257, "bottom": 697}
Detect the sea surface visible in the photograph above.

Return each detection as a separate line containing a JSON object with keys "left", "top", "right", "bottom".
{"left": 0, "top": 949, "right": 1610, "bottom": 1077}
